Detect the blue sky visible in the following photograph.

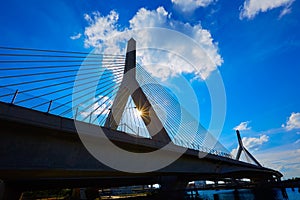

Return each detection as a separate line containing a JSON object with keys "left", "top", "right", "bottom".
{"left": 1, "top": 0, "right": 300, "bottom": 178}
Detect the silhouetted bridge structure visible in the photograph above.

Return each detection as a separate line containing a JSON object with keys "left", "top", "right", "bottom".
{"left": 0, "top": 39, "right": 282, "bottom": 199}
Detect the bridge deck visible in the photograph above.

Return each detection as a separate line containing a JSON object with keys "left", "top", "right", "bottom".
{"left": 0, "top": 102, "right": 282, "bottom": 189}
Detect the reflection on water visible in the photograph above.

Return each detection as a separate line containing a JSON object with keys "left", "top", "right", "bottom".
{"left": 186, "top": 188, "right": 300, "bottom": 200}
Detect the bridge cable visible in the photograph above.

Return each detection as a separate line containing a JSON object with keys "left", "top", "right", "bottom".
{"left": 0, "top": 66, "right": 124, "bottom": 98}
{"left": 16, "top": 71, "right": 123, "bottom": 106}
{"left": 0, "top": 46, "right": 125, "bottom": 57}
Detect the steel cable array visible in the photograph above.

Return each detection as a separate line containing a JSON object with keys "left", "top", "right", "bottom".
{"left": 135, "top": 63, "right": 232, "bottom": 158}
{"left": 0, "top": 46, "right": 232, "bottom": 158}
{"left": 0, "top": 46, "right": 125, "bottom": 122}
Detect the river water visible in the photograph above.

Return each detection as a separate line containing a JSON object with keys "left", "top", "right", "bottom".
{"left": 186, "top": 188, "right": 300, "bottom": 200}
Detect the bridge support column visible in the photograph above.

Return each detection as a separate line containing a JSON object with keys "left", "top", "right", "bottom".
{"left": 71, "top": 188, "right": 81, "bottom": 200}
{"left": 281, "top": 188, "right": 288, "bottom": 199}
{"left": 158, "top": 176, "right": 188, "bottom": 200}
{"left": 71, "top": 188, "right": 99, "bottom": 200}
{"left": 0, "top": 182, "right": 22, "bottom": 200}
{"left": 0, "top": 180, "right": 4, "bottom": 200}
{"left": 84, "top": 187, "right": 99, "bottom": 200}
{"left": 233, "top": 189, "right": 240, "bottom": 200}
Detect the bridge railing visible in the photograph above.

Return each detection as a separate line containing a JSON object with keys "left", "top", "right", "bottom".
{"left": 172, "top": 138, "right": 233, "bottom": 158}
{"left": 0, "top": 86, "right": 233, "bottom": 159}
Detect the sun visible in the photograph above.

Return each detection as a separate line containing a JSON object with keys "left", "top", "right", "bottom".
{"left": 137, "top": 109, "right": 143, "bottom": 116}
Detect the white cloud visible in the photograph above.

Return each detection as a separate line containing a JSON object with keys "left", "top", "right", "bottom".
{"left": 239, "top": 0, "right": 295, "bottom": 19}
{"left": 255, "top": 147, "right": 300, "bottom": 178}
{"left": 230, "top": 148, "right": 239, "bottom": 158}
{"left": 231, "top": 134, "right": 269, "bottom": 157}
{"left": 233, "top": 121, "right": 251, "bottom": 131}
{"left": 82, "top": 7, "right": 223, "bottom": 81}
{"left": 278, "top": 6, "right": 292, "bottom": 18}
{"left": 83, "top": 10, "right": 125, "bottom": 54}
{"left": 70, "top": 33, "right": 82, "bottom": 40}
{"left": 242, "top": 134, "right": 269, "bottom": 150}
{"left": 171, "top": 0, "right": 215, "bottom": 12}
{"left": 80, "top": 95, "right": 112, "bottom": 118}
{"left": 282, "top": 112, "right": 300, "bottom": 131}
{"left": 295, "top": 139, "right": 300, "bottom": 144}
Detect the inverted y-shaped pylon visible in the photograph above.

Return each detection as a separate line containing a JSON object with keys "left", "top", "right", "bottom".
{"left": 105, "top": 38, "right": 171, "bottom": 144}
{"left": 235, "top": 130, "right": 262, "bottom": 167}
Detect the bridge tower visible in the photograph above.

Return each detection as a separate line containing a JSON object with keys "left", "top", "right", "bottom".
{"left": 105, "top": 39, "right": 171, "bottom": 144}
{"left": 235, "top": 130, "right": 262, "bottom": 167}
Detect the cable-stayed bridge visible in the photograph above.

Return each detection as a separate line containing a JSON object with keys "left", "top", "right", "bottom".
{"left": 0, "top": 39, "right": 282, "bottom": 199}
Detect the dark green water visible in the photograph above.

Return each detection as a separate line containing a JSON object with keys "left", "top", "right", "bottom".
{"left": 186, "top": 188, "right": 300, "bottom": 200}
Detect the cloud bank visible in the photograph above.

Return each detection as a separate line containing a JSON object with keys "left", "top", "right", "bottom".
{"left": 240, "top": 0, "right": 295, "bottom": 19}
{"left": 171, "top": 0, "right": 215, "bottom": 12}
{"left": 233, "top": 121, "right": 251, "bottom": 131}
{"left": 256, "top": 148, "right": 300, "bottom": 178}
{"left": 70, "top": 33, "right": 82, "bottom": 40}
{"left": 242, "top": 135, "right": 269, "bottom": 150}
{"left": 231, "top": 134, "right": 269, "bottom": 158}
{"left": 282, "top": 112, "right": 300, "bottom": 131}
{"left": 82, "top": 7, "right": 223, "bottom": 81}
